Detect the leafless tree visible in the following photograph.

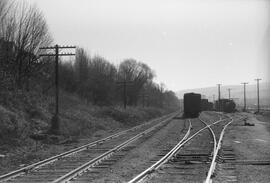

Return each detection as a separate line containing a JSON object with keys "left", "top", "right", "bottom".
{"left": 88, "top": 56, "right": 117, "bottom": 105}
{"left": 0, "top": 0, "right": 53, "bottom": 90}
{"left": 118, "top": 59, "right": 154, "bottom": 105}
{"left": 74, "top": 48, "right": 90, "bottom": 99}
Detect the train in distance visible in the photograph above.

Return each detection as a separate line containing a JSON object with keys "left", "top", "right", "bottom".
{"left": 183, "top": 92, "right": 236, "bottom": 118}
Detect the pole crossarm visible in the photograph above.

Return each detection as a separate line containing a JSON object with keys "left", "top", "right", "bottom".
{"left": 116, "top": 81, "right": 133, "bottom": 84}
{"left": 39, "top": 53, "right": 76, "bottom": 57}
{"left": 39, "top": 46, "right": 76, "bottom": 49}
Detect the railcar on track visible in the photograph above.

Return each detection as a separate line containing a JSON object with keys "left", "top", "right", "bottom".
{"left": 201, "top": 99, "right": 214, "bottom": 111}
{"left": 183, "top": 92, "right": 201, "bottom": 118}
{"left": 215, "top": 99, "right": 236, "bottom": 113}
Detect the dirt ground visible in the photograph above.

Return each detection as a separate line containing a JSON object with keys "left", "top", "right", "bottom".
{"left": 217, "top": 112, "right": 270, "bottom": 183}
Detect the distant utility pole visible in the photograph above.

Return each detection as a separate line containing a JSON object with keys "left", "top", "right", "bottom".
{"left": 217, "top": 84, "right": 221, "bottom": 111}
{"left": 241, "top": 82, "right": 248, "bottom": 111}
{"left": 254, "top": 78, "right": 262, "bottom": 113}
{"left": 116, "top": 80, "right": 133, "bottom": 109}
{"left": 213, "top": 94, "right": 215, "bottom": 103}
{"left": 139, "top": 90, "right": 149, "bottom": 108}
{"left": 227, "top": 88, "right": 232, "bottom": 100}
{"left": 39, "top": 45, "right": 76, "bottom": 134}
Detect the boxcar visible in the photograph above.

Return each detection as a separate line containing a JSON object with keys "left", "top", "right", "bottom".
{"left": 201, "top": 99, "right": 209, "bottom": 111}
{"left": 216, "top": 99, "right": 236, "bottom": 113}
{"left": 184, "top": 93, "right": 201, "bottom": 118}
{"left": 207, "top": 102, "right": 214, "bottom": 111}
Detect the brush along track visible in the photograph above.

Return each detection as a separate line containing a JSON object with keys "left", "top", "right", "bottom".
{"left": 0, "top": 112, "right": 178, "bottom": 183}
{"left": 128, "top": 112, "right": 232, "bottom": 183}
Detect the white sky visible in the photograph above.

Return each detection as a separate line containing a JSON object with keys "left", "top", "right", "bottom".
{"left": 26, "top": 0, "right": 270, "bottom": 91}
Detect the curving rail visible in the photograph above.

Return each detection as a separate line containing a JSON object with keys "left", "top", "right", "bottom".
{"left": 199, "top": 116, "right": 217, "bottom": 156}
{"left": 128, "top": 113, "right": 228, "bottom": 183}
{"left": 128, "top": 119, "right": 192, "bottom": 183}
{"left": 204, "top": 115, "right": 241, "bottom": 183}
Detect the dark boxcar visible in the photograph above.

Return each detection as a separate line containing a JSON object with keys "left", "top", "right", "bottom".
{"left": 184, "top": 93, "right": 201, "bottom": 118}
{"left": 207, "top": 102, "right": 214, "bottom": 111}
{"left": 216, "top": 99, "right": 236, "bottom": 113}
{"left": 224, "top": 100, "right": 236, "bottom": 113}
{"left": 201, "top": 99, "right": 209, "bottom": 111}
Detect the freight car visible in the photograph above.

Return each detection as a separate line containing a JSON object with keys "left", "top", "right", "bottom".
{"left": 207, "top": 102, "right": 214, "bottom": 111}
{"left": 215, "top": 99, "right": 236, "bottom": 113}
{"left": 183, "top": 93, "right": 201, "bottom": 118}
{"left": 201, "top": 99, "right": 209, "bottom": 111}
{"left": 201, "top": 99, "right": 214, "bottom": 111}
{"left": 223, "top": 99, "right": 236, "bottom": 113}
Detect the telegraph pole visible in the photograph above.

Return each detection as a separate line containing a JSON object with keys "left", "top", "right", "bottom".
{"left": 139, "top": 90, "right": 149, "bottom": 108}
{"left": 227, "top": 88, "right": 232, "bottom": 100}
{"left": 241, "top": 82, "right": 248, "bottom": 111}
{"left": 39, "top": 45, "right": 76, "bottom": 134}
{"left": 213, "top": 94, "right": 215, "bottom": 103}
{"left": 254, "top": 78, "right": 262, "bottom": 113}
{"left": 217, "top": 84, "right": 221, "bottom": 111}
{"left": 116, "top": 80, "right": 133, "bottom": 109}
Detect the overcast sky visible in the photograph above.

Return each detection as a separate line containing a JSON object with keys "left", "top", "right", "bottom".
{"left": 27, "top": 0, "right": 270, "bottom": 91}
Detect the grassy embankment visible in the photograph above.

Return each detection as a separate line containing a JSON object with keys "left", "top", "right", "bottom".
{"left": 0, "top": 90, "right": 173, "bottom": 174}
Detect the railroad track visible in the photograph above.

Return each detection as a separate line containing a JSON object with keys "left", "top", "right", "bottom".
{"left": 128, "top": 112, "right": 242, "bottom": 183}
{"left": 0, "top": 112, "right": 178, "bottom": 183}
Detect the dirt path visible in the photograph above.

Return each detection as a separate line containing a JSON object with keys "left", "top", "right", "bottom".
{"left": 215, "top": 112, "right": 270, "bottom": 183}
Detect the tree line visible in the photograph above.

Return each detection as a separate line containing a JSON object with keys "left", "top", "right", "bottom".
{"left": 0, "top": 0, "right": 179, "bottom": 110}
{"left": 59, "top": 48, "right": 179, "bottom": 109}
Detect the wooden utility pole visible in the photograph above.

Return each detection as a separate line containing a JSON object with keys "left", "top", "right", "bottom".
{"left": 241, "top": 82, "right": 248, "bottom": 111}
{"left": 116, "top": 80, "right": 133, "bottom": 109}
{"left": 39, "top": 45, "right": 76, "bottom": 134}
{"left": 217, "top": 84, "right": 221, "bottom": 111}
{"left": 139, "top": 90, "right": 149, "bottom": 108}
{"left": 254, "top": 78, "right": 262, "bottom": 113}
{"left": 227, "top": 88, "right": 232, "bottom": 100}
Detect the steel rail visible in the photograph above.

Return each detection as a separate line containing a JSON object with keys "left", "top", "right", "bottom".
{"left": 51, "top": 112, "right": 178, "bottom": 183}
{"left": 205, "top": 114, "right": 246, "bottom": 183}
{"left": 205, "top": 116, "right": 233, "bottom": 183}
{"left": 0, "top": 112, "right": 177, "bottom": 182}
{"left": 128, "top": 114, "right": 227, "bottom": 183}
{"left": 199, "top": 116, "right": 217, "bottom": 157}
{"left": 128, "top": 119, "right": 192, "bottom": 183}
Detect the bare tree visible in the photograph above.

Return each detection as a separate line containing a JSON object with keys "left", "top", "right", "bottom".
{"left": 74, "top": 48, "right": 90, "bottom": 99}
{"left": 118, "top": 59, "right": 154, "bottom": 105}
{"left": 14, "top": 2, "right": 52, "bottom": 88}
{"left": 88, "top": 56, "right": 117, "bottom": 105}
{"left": 0, "top": 1, "right": 52, "bottom": 90}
